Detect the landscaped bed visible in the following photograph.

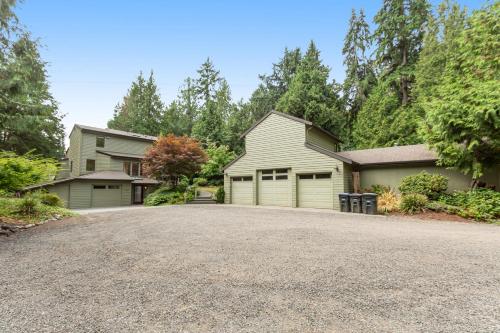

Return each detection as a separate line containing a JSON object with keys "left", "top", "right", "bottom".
{"left": 0, "top": 193, "right": 75, "bottom": 236}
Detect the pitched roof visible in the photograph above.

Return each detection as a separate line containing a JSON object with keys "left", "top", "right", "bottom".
{"left": 336, "top": 144, "right": 438, "bottom": 166}
{"left": 74, "top": 124, "right": 157, "bottom": 141}
{"left": 77, "top": 171, "right": 135, "bottom": 180}
{"left": 239, "top": 111, "right": 342, "bottom": 143}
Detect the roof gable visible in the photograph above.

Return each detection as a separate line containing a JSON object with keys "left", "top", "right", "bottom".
{"left": 71, "top": 124, "right": 157, "bottom": 142}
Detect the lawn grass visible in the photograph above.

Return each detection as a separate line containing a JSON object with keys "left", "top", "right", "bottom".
{"left": 0, "top": 197, "right": 75, "bottom": 224}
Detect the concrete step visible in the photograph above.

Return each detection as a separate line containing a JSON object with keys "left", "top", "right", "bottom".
{"left": 187, "top": 200, "right": 217, "bottom": 204}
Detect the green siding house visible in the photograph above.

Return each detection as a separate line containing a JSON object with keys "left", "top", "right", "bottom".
{"left": 28, "top": 125, "right": 159, "bottom": 209}
{"left": 224, "top": 111, "right": 499, "bottom": 210}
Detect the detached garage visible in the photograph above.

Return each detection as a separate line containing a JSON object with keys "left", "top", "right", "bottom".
{"left": 223, "top": 111, "right": 499, "bottom": 211}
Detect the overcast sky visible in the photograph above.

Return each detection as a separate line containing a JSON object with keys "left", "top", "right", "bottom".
{"left": 16, "top": 0, "right": 482, "bottom": 139}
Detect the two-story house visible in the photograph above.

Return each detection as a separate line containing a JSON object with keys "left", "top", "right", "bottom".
{"left": 31, "top": 124, "right": 159, "bottom": 209}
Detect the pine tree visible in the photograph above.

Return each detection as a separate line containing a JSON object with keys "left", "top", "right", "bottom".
{"left": 108, "top": 71, "right": 164, "bottom": 136}
{"left": 277, "top": 41, "right": 344, "bottom": 136}
{"left": 177, "top": 77, "right": 198, "bottom": 135}
{"left": 342, "top": 9, "right": 376, "bottom": 146}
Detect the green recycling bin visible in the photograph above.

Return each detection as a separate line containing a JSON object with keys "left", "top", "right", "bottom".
{"left": 339, "top": 193, "right": 351, "bottom": 212}
{"left": 349, "top": 193, "right": 362, "bottom": 213}
{"left": 362, "top": 193, "right": 378, "bottom": 214}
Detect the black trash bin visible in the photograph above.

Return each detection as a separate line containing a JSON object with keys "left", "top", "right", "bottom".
{"left": 349, "top": 193, "right": 362, "bottom": 213}
{"left": 362, "top": 193, "right": 378, "bottom": 214}
{"left": 339, "top": 193, "right": 351, "bottom": 212}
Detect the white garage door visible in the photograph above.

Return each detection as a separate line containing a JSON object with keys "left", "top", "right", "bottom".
{"left": 91, "top": 184, "right": 122, "bottom": 208}
{"left": 258, "top": 169, "right": 291, "bottom": 207}
{"left": 231, "top": 176, "right": 253, "bottom": 205}
{"left": 298, "top": 173, "right": 333, "bottom": 209}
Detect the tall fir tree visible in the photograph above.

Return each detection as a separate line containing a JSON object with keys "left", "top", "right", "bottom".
{"left": 373, "top": 0, "right": 430, "bottom": 105}
{"left": 277, "top": 41, "right": 344, "bottom": 136}
{"left": 342, "top": 9, "right": 376, "bottom": 147}
{"left": 0, "top": 1, "right": 65, "bottom": 158}
{"left": 108, "top": 71, "right": 164, "bottom": 136}
{"left": 191, "top": 58, "right": 230, "bottom": 146}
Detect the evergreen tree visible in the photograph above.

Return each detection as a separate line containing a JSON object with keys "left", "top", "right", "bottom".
{"left": 342, "top": 9, "right": 376, "bottom": 146}
{"left": 108, "top": 71, "right": 164, "bottom": 136}
{"left": 191, "top": 59, "right": 229, "bottom": 145}
{"left": 414, "top": 0, "right": 466, "bottom": 109}
{"left": 243, "top": 47, "right": 302, "bottom": 122}
{"left": 225, "top": 101, "right": 253, "bottom": 153}
{"left": 421, "top": 2, "right": 500, "bottom": 181}
{"left": 0, "top": 28, "right": 65, "bottom": 157}
{"left": 277, "top": 41, "right": 344, "bottom": 136}
{"left": 373, "top": 0, "right": 430, "bottom": 105}
{"left": 177, "top": 77, "right": 198, "bottom": 135}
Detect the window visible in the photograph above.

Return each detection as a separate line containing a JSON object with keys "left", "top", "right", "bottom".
{"left": 262, "top": 170, "right": 273, "bottom": 175}
{"left": 242, "top": 176, "right": 253, "bottom": 181}
{"left": 123, "top": 161, "right": 140, "bottom": 176}
{"left": 275, "top": 168, "right": 288, "bottom": 180}
{"left": 93, "top": 185, "right": 106, "bottom": 189}
{"left": 315, "top": 173, "right": 331, "bottom": 179}
{"left": 86, "top": 159, "right": 95, "bottom": 172}
{"left": 276, "top": 175, "right": 288, "bottom": 180}
{"left": 96, "top": 136, "right": 105, "bottom": 148}
{"left": 123, "top": 161, "right": 131, "bottom": 175}
{"left": 108, "top": 185, "right": 120, "bottom": 190}
{"left": 232, "top": 177, "right": 242, "bottom": 182}
{"left": 70, "top": 161, "right": 73, "bottom": 172}
{"left": 275, "top": 169, "right": 288, "bottom": 174}
{"left": 131, "top": 162, "right": 140, "bottom": 176}
{"left": 261, "top": 175, "right": 273, "bottom": 181}
{"left": 299, "top": 174, "right": 313, "bottom": 180}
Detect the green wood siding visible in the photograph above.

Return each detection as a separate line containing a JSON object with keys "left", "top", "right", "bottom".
{"left": 231, "top": 179, "right": 253, "bottom": 205}
{"left": 54, "top": 180, "right": 132, "bottom": 209}
{"left": 79, "top": 132, "right": 151, "bottom": 175}
{"left": 306, "top": 126, "right": 338, "bottom": 151}
{"left": 68, "top": 127, "right": 82, "bottom": 177}
{"left": 360, "top": 166, "right": 499, "bottom": 193}
{"left": 225, "top": 113, "right": 346, "bottom": 210}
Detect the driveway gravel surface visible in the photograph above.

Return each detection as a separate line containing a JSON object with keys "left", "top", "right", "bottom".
{"left": 0, "top": 205, "right": 499, "bottom": 332}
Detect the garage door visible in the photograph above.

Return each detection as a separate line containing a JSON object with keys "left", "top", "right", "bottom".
{"left": 258, "top": 169, "right": 290, "bottom": 207}
{"left": 231, "top": 176, "right": 253, "bottom": 205}
{"left": 91, "top": 184, "right": 122, "bottom": 207}
{"left": 298, "top": 173, "right": 333, "bottom": 209}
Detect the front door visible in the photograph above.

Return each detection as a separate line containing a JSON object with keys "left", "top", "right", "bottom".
{"left": 133, "top": 185, "right": 143, "bottom": 204}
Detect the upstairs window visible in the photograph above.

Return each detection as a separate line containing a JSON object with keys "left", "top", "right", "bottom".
{"left": 123, "top": 161, "right": 140, "bottom": 176}
{"left": 96, "top": 136, "right": 105, "bottom": 148}
{"left": 86, "top": 159, "right": 95, "bottom": 172}
{"left": 131, "top": 161, "right": 140, "bottom": 176}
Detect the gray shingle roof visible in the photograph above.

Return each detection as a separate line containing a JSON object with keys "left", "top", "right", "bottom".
{"left": 77, "top": 171, "right": 135, "bottom": 180}
{"left": 75, "top": 124, "right": 157, "bottom": 141}
{"left": 337, "top": 144, "right": 438, "bottom": 165}
{"left": 97, "top": 150, "right": 145, "bottom": 159}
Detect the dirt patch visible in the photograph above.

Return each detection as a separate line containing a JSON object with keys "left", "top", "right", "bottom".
{"left": 390, "top": 211, "right": 472, "bottom": 223}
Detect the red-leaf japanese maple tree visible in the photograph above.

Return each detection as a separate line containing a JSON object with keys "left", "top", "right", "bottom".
{"left": 142, "top": 134, "right": 207, "bottom": 185}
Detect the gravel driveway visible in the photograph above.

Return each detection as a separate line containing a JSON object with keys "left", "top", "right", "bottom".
{"left": 1, "top": 205, "right": 499, "bottom": 333}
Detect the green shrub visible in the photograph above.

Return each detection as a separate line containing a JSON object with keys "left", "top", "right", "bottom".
{"left": 144, "top": 191, "right": 184, "bottom": 206}
{"left": 400, "top": 194, "right": 428, "bottom": 214}
{"left": 399, "top": 171, "right": 448, "bottom": 200}
{"left": 214, "top": 187, "right": 225, "bottom": 204}
{"left": 0, "top": 151, "right": 59, "bottom": 192}
{"left": 16, "top": 196, "right": 40, "bottom": 216}
{"left": 193, "top": 177, "right": 208, "bottom": 186}
{"left": 184, "top": 185, "right": 197, "bottom": 202}
{"left": 439, "top": 189, "right": 500, "bottom": 222}
{"left": 177, "top": 176, "right": 190, "bottom": 192}
{"left": 426, "top": 201, "right": 460, "bottom": 215}
{"left": 366, "top": 184, "right": 391, "bottom": 195}
{"left": 38, "top": 192, "right": 64, "bottom": 207}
